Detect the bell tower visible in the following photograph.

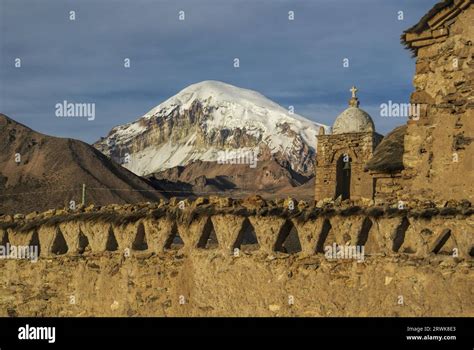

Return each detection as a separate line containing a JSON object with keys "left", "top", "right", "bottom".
{"left": 315, "top": 86, "right": 382, "bottom": 202}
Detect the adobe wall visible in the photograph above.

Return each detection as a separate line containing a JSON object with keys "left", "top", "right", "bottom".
{"left": 1, "top": 248, "right": 472, "bottom": 317}
{"left": 371, "top": 173, "right": 404, "bottom": 204}
{"left": 0, "top": 199, "right": 472, "bottom": 316}
{"left": 402, "top": 5, "right": 474, "bottom": 202}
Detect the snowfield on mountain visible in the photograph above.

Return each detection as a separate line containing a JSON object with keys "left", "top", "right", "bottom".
{"left": 94, "top": 81, "right": 327, "bottom": 178}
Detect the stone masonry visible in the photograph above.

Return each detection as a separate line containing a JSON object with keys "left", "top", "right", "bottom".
{"left": 401, "top": 0, "right": 473, "bottom": 202}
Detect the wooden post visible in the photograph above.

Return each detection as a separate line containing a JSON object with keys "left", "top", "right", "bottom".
{"left": 82, "top": 184, "right": 86, "bottom": 206}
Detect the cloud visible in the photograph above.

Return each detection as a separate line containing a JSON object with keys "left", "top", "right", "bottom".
{"left": 0, "top": 0, "right": 434, "bottom": 142}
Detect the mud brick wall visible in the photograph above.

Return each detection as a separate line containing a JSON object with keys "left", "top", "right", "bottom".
{"left": 371, "top": 173, "right": 404, "bottom": 204}
{"left": 1, "top": 200, "right": 472, "bottom": 260}
{"left": 402, "top": 4, "right": 474, "bottom": 202}
{"left": 0, "top": 200, "right": 472, "bottom": 317}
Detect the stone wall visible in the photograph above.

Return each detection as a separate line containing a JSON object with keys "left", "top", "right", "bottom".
{"left": 1, "top": 249, "right": 472, "bottom": 317}
{"left": 0, "top": 200, "right": 472, "bottom": 317}
{"left": 1, "top": 199, "right": 472, "bottom": 259}
{"left": 371, "top": 172, "right": 404, "bottom": 204}
{"left": 402, "top": 3, "right": 474, "bottom": 203}
{"left": 315, "top": 132, "right": 381, "bottom": 201}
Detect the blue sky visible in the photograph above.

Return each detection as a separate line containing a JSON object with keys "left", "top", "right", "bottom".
{"left": 0, "top": 0, "right": 435, "bottom": 143}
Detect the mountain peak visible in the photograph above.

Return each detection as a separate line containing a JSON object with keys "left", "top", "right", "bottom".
{"left": 182, "top": 80, "right": 244, "bottom": 91}
{"left": 95, "top": 82, "right": 327, "bottom": 177}
{"left": 172, "top": 80, "right": 272, "bottom": 105}
{"left": 143, "top": 80, "right": 321, "bottom": 126}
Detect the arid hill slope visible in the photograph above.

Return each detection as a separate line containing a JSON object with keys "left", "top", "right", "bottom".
{"left": 0, "top": 114, "right": 164, "bottom": 214}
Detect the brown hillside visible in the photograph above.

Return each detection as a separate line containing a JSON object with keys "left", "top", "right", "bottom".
{"left": 148, "top": 158, "right": 314, "bottom": 200}
{"left": 0, "top": 114, "right": 165, "bottom": 214}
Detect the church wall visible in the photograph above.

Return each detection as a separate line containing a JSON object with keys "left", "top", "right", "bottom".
{"left": 402, "top": 5, "right": 473, "bottom": 203}
{"left": 371, "top": 172, "right": 403, "bottom": 204}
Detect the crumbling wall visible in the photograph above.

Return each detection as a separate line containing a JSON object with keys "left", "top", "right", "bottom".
{"left": 0, "top": 250, "right": 472, "bottom": 317}
{"left": 0, "top": 199, "right": 472, "bottom": 317}
{"left": 371, "top": 173, "right": 404, "bottom": 204}
{"left": 402, "top": 4, "right": 474, "bottom": 202}
{"left": 1, "top": 200, "right": 472, "bottom": 258}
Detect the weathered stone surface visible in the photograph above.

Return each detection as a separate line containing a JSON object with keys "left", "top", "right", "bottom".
{"left": 241, "top": 195, "right": 266, "bottom": 209}
{"left": 142, "top": 217, "right": 175, "bottom": 253}
{"left": 58, "top": 221, "right": 84, "bottom": 254}
{"left": 399, "top": 216, "right": 472, "bottom": 258}
{"left": 6, "top": 228, "right": 35, "bottom": 247}
{"left": 370, "top": 217, "right": 406, "bottom": 254}
{"left": 0, "top": 200, "right": 472, "bottom": 317}
{"left": 327, "top": 215, "right": 367, "bottom": 246}
{"left": 25, "top": 212, "right": 38, "bottom": 221}
{"left": 211, "top": 214, "right": 246, "bottom": 254}
{"left": 401, "top": 5, "right": 474, "bottom": 203}
{"left": 0, "top": 253, "right": 471, "bottom": 317}
{"left": 248, "top": 216, "right": 287, "bottom": 253}
{"left": 291, "top": 217, "right": 327, "bottom": 255}
{"left": 79, "top": 222, "right": 114, "bottom": 253}
{"left": 332, "top": 107, "right": 375, "bottom": 134}
{"left": 112, "top": 223, "right": 141, "bottom": 252}
{"left": 177, "top": 216, "right": 210, "bottom": 250}
{"left": 0, "top": 201, "right": 471, "bottom": 259}
{"left": 37, "top": 226, "right": 63, "bottom": 257}
{"left": 0, "top": 229, "right": 6, "bottom": 244}
{"left": 315, "top": 131, "right": 382, "bottom": 201}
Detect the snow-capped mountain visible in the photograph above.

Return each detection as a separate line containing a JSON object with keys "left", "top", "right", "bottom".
{"left": 94, "top": 81, "right": 327, "bottom": 177}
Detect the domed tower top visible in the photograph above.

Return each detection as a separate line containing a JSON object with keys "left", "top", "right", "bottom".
{"left": 332, "top": 86, "right": 375, "bottom": 134}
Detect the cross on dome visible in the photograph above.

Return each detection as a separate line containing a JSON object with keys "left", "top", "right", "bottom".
{"left": 332, "top": 85, "right": 374, "bottom": 134}
{"left": 348, "top": 85, "right": 360, "bottom": 108}
{"left": 350, "top": 86, "right": 358, "bottom": 98}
